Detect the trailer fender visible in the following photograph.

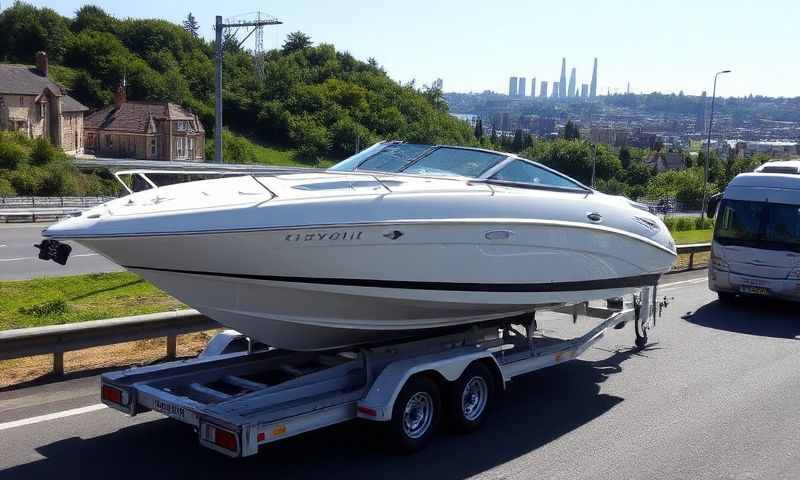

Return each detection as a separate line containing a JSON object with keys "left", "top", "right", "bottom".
{"left": 357, "top": 348, "right": 503, "bottom": 421}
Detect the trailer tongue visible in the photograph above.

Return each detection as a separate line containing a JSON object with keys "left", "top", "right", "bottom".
{"left": 100, "top": 287, "right": 662, "bottom": 457}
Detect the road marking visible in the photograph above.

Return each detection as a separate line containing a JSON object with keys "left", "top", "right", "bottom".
{"left": 0, "top": 244, "right": 6, "bottom": 247}
{"left": 0, "top": 403, "right": 107, "bottom": 431}
{"left": 0, "top": 253, "right": 98, "bottom": 262}
{"left": 660, "top": 277, "right": 707, "bottom": 290}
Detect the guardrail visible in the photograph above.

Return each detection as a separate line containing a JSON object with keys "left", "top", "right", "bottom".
{"left": 0, "top": 209, "right": 78, "bottom": 223}
{"left": 676, "top": 242, "right": 711, "bottom": 270}
{"left": 0, "top": 196, "right": 115, "bottom": 209}
{"left": 0, "top": 310, "right": 218, "bottom": 377}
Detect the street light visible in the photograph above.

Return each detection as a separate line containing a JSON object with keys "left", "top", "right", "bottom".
{"left": 700, "top": 69, "right": 731, "bottom": 215}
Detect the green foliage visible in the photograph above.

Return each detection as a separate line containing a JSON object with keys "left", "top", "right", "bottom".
{"left": 0, "top": 135, "right": 29, "bottom": 169}
{"left": 619, "top": 145, "right": 632, "bottom": 169}
{"left": 29, "top": 137, "right": 60, "bottom": 166}
{"left": 19, "top": 298, "right": 69, "bottom": 317}
{"left": 563, "top": 120, "right": 580, "bottom": 140}
{"left": 521, "top": 139, "right": 622, "bottom": 186}
{"left": 282, "top": 31, "right": 312, "bottom": 53}
{"left": 645, "top": 167, "right": 711, "bottom": 208}
{"left": 662, "top": 215, "right": 714, "bottom": 232}
{"left": 0, "top": 177, "right": 15, "bottom": 196}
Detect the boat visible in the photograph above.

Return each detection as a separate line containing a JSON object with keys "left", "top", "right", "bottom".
{"left": 38, "top": 142, "right": 677, "bottom": 350}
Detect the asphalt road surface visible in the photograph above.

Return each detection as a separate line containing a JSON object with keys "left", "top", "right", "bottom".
{"left": 0, "top": 223, "right": 121, "bottom": 280}
{"left": 2, "top": 269, "right": 799, "bottom": 480}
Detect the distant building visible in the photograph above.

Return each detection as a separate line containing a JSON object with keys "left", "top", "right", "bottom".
{"left": 696, "top": 91, "right": 707, "bottom": 133}
{"left": 84, "top": 84, "right": 205, "bottom": 161}
{"left": 559, "top": 58, "right": 567, "bottom": 98}
{"left": 552, "top": 82, "right": 560, "bottom": 98}
{"left": 508, "top": 77, "right": 518, "bottom": 96}
{"left": 646, "top": 152, "right": 685, "bottom": 172}
{"left": 728, "top": 140, "right": 799, "bottom": 159}
{"left": 590, "top": 58, "right": 598, "bottom": 98}
{"left": 530, "top": 77, "right": 536, "bottom": 97}
{"left": 540, "top": 81, "right": 548, "bottom": 98}
{"left": 568, "top": 68, "right": 576, "bottom": 97}
{"left": 432, "top": 78, "right": 443, "bottom": 90}
{"left": 518, "top": 77, "right": 527, "bottom": 97}
{"left": 580, "top": 84, "right": 589, "bottom": 97}
{"left": 0, "top": 52, "right": 88, "bottom": 153}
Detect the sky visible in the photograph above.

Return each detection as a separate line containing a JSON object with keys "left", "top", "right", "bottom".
{"left": 12, "top": 0, "right": 800, "bottom": 98}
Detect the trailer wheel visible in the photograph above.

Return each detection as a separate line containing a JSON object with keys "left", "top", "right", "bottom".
{"left": 448, "top": 362, "right": 494, "bottom": 433}
{"left": 388, "top": 375, "right": 441, "bottom": 453}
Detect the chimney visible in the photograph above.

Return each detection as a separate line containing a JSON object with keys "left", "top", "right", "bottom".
{"left": 114, "top": 81, "right": 127, "bottom": 108}
{"left": 35, "top": 51, "right": 48, "bottom": 77}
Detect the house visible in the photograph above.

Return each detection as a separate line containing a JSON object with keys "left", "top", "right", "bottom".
{"left": 84, "top": 85, "right": 205, "bottom": 161}
{"left": 0, "top": 52, "right": 89, "bottom": 153}
{"left": 646, "top": 151, "right": 685, "bottom": 172}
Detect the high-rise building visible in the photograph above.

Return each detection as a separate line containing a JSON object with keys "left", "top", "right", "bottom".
{"left": 568, "top": 67, "right": 576, "bottom": 97}
{"left": 696, "top": 90, "right": 707, "bottom": 133}
{"left": 559, "top": 58, "right": 567, "bottom": 98}
{"left": 589, "top": 58, "right": 598, "bottom": 98}
{"left": 552, "top": 82, "right": 560, "bottom": 98}
{"left": 531, "top": 77, "right": 536, "bottom": 97}
{"left": 581, "top": 83, "right": 589, "bottom": 98}
{"left": 540, "top": 80, "right": 548, "bottom": 98}
{"left": 508, "top": 76, "right": 518, "bottom": 96}
{"left": 518, "top": 77, "right": 527, "bottom": 97}
{"left": 432, "top": 78, "right": 443, "bottom": 90}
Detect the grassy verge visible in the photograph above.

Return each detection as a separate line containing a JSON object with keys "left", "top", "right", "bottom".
{"left": 0, "top": 272, "right": 182, "bottom": 330}
{"left": 671, "top": 229, "right": 713, "bottom": 245}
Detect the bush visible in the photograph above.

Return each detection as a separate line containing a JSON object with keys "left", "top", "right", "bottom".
{"left": 20, "top": 299, "right": 69, "bottom": 317}
{"left": 0, "top": 139, "right": 28, "bottom": 169}
{"left": 0, "top": 176, "right": 15, "bottom": 196}
{"left": 30, "top": 137, "right": 60, "bottom": 166}
{"left": 663, "top": 215, "right": 714, "bottom": 232}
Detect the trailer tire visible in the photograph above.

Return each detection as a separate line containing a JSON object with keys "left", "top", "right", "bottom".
{"left": 448, "top": 362, "right": 494, "bottom": 433}
{"left": 388, "top": 375, "right": 441, "bottom": 453}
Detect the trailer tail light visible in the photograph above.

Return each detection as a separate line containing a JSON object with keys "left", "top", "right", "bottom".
{"left": 357, "top": 405, "right": 377, "bottom": 417}
{"left": 202, "top": 424, "right": 238, "bottom": 453}
{"left": 101, "top": 385, "right": 129, "bottom": 406}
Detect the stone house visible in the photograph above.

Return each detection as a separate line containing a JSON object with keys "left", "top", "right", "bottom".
{"left": 0, "top": 52, "right": 89, "bottom": 153}
{"left": 84, "top": 85, "right": 205, "bottom": 161}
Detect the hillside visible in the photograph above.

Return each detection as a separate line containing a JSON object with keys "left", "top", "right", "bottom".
{"left": 0, "top": 3, "right": 477, "bottom": 164}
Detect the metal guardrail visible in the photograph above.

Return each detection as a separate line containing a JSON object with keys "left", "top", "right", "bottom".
{"left": 0, "top": 209, "right": 78, "bottom": 223}
{"left": 676, "top": 242, "right": 711, "bottom": 270}
{"left": 0, "top": 196, "right": 115, "bottom": 209}
{"left": 0, "top": 310, "right": 218, "bottom": 376}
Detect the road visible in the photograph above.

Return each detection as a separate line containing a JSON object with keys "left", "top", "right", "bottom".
{"left": 0, "top": 224, "right": 121, "bottom": 280}
{"left": 1, "top": 269, "right": 800, "bottom": 479}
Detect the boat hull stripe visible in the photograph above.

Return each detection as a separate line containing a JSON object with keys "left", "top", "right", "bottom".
{"left": 123, "top": 265, "right": 661, "bottom": 292}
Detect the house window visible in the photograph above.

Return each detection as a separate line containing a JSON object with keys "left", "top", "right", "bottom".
{"left": 19, "top": 96, "right": 24, "bottom": 106}
{"left": 188, "top": 137, "right": 194, "bottom": 158}
{"left": 150, "top": 137, "right": 157, "bottom": 157}
{"left": 176, "top": 121, "right": 187, "bottom": 132}
{"left": 176, "top": 137, "right": 185, "bottom": 158}
{"left": 40, "top": 103, "right": 46, "bottom": 119}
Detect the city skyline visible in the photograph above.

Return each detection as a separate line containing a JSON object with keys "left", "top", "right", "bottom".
{"left": 17, "top": 0, "right": 800, "bottom": 98}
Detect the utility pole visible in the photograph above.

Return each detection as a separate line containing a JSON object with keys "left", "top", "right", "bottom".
{"left": 701, "top": 69, "right": 731, "bottom": 213}
{"left": 214, "top": 12, "right": 282, "bottom": 163}
{"left": 591, "top": 143, "right": 597, "bottom": 188}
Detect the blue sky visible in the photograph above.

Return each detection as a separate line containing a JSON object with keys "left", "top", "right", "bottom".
{"left": 15, "top": 0, "right": 800, "bottom": 98}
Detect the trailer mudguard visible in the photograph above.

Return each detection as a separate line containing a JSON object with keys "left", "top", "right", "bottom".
{"left": 357, "top": 347, "right": 503, "bottom": 421}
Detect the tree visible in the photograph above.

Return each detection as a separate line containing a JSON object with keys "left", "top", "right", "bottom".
{"left": 511, "top": 129, "right": 525, "bottom": 152}
{"left": 282, "top": 31, "right": 312, "bottom": 53}
{"left": 182, "top": 12, "right": 199, "bottom": 38}
{"left": 490, "top": 126, "right": 498, "bottom": 144}
{"left": 619, "top": 145, "right": 632, "bottom": 169}
{"left": 474, "top": 118, "right": 483, "bottom": 140}
{"left": 563, "top": 120, "right": 580, "bottom": 140}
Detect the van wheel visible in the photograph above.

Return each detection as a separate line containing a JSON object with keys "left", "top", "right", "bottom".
{"left": 388, "top": 375, "right": 441, "bottom": 453}
{"left": 448, "top": 363, "right": 494, "bottom": 433}
{"left": 718, "top": 292, "right": 737, "bottom": 304}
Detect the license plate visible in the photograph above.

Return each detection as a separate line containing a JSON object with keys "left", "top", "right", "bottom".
{"left": 740, "top": 286, "right": 769, "bottom": 296}
{"left": 152, "top": 398, "right": 187, "bottom": 419}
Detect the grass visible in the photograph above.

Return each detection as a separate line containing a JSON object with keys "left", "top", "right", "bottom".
{"left": 671, "top": 229, "right": 713, "bottom": 245}
{"left": 243, "top": 142, "right": 337, "bottom": 169}
{"left": 0, "top": 272, "right": 182, "bottom": 330}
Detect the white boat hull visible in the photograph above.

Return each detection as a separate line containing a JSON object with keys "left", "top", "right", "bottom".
{"left": 75, "top": 220, "right": 673, "bottom": 350}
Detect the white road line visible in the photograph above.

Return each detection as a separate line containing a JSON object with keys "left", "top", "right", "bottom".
{"left": 0, "top": 244, "right": 7, "bottom": 247}
{"left": 660, "top": 277, "right": 707, "bottom": 289}
{"left": 0, "top": 403, "right": 107, "bottom": 431}
{"left": 0, "top": 253, "right": 98, "bottom": 262}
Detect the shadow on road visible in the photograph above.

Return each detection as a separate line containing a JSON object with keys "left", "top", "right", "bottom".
{"left": 683, "top": 297, "right": 800, "bottom": 339}
{"left": 0, "top": 347, "right": 651, "bottom": 480}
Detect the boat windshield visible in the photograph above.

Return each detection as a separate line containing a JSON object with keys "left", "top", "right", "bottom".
{"left": 329, "top": 142, "right": 506, "bottom": 178}
{"left": 489, "top": 160, "right": 583, "bottom": 190}
{"left": 714, "top": 199, "right": 800, "bottom": 252}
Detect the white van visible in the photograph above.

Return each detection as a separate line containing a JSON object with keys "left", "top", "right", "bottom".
{"left": 707, "top": 160, "right": 800, "bottom": 303}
